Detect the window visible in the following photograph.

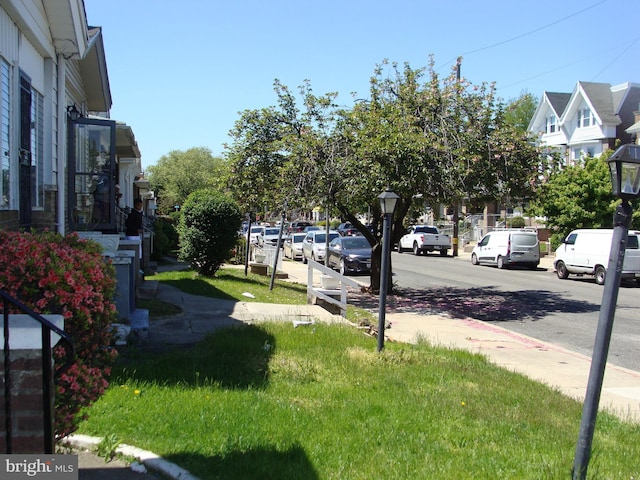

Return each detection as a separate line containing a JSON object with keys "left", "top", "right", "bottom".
{"left": 30, "top": 88, "right": 44, "bottom": 208}
{"left": 545, "top": 115, "right": 557, "bottom": 133}
{"left": 68, "top": 119, "right": 117, "bottom": 231}
{"left": 577, "top": 108, "right": 594, "bottom": 128}
{"left": 0, "top": 58, "right": 9, "bottom": 209}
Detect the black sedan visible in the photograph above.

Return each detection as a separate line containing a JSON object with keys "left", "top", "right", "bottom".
{"left": 327, "top": 236, "right": 372, "bottom": 275}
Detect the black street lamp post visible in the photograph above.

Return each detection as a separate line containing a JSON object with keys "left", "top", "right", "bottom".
{"left": 377, "top": 188, "right": 399, "bottom": 352}
{"left": 573, "top": 144, "right": 640, "bottom": 479}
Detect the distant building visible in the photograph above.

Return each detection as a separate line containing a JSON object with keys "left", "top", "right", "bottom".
{"left": 528, "top": 81, "right": 640, "bottom": 162}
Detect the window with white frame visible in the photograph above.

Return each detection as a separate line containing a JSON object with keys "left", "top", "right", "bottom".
{"left": 572, "top": 147, "right": 583, "bottom": 161}
{"left": 30, "top": 88, "right": 44, "bottom": 208}
{"left": 545, "top": 114, "right": 557, "bottom": 133}
{"left": 577, "top": 108, "right": 594, "bottom": 128}
{"left": 0, "top": 58, "right": 10, "bottom": 209}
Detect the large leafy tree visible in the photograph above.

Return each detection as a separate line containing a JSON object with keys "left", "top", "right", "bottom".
{"left": 226, "top": 105, "right": 290, "bottom": 217}
{"left": 225, "top": 58, "right": 542, "bottom": 292}
{"left": 147, "top": 147, "right": 229, "bottom": 214}
{"left": 529, "top": 154, "right": 635, "bottom": 247}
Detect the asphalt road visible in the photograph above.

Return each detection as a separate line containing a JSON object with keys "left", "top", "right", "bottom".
{"left": 391, "top": 251, "right": 640, "bottom": 372}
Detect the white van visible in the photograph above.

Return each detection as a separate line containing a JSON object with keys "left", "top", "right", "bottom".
{"left": 554, "top": 229, "right": 640, "bottom": 285}
{"left": 471, "top": 229, "right": 540, "bottom": 269}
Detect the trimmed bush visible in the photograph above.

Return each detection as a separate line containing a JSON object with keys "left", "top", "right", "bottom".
{"left": 0, "top": 230, "right": 118, "bottom": 438}
{"left": 178, "top": 189, "right": 242, "bottom": 276}
{"left": 152, "top": 216, "right": 179, "bottom": 259}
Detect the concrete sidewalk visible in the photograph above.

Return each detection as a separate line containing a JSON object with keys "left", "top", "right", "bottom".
{"left": 278, "top": 253, "right": 640, "bottom": 422}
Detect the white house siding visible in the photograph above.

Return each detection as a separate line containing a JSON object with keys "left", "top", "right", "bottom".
{"left": 0, "top": 7, "right": 19, "bottom": 213}
{"left": 65, "top": 60, "right": 86, "bottom": 107}
{"left": 0, "top": 1, "right": 61, "bottom": 229}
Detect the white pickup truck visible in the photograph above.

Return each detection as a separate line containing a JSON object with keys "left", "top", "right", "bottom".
{"left": 398, "top": 225, "right": 451, "bottom": 256}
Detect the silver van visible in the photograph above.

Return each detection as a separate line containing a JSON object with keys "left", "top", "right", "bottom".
{"left": 471, "top": 229, "right": 540, "bottom": 269}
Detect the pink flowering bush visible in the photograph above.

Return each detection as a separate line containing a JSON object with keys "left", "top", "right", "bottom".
{"left": 0, "top": 230, "right": 118, "bottom": 438}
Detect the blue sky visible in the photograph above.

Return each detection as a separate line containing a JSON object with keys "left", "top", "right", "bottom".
{"left": 84, "top": 0, "right": 639, "bottom": 170}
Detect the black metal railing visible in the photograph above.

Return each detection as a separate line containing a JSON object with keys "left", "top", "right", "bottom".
{"left": 1, "top": 289, "right": 75, "bottom": 454}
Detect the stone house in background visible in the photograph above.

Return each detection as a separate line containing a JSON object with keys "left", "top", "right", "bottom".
{"left": 0, "top": 0, "right": 150, "bottom": 235}
{"left": 528, "top": 81, "right": 640, "bottom": 162}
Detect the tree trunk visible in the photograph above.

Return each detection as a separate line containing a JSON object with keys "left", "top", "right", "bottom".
{"left": 370, "top": 241, "right": 393, "bottom": 294}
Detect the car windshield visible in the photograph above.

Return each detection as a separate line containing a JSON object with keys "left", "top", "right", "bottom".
{"left": 292, "top": 234, "right": 306, "bottom": 243}
{"left": 250, "top": 227, "right": 263, "bottom": 233}
{"left": 342, "top": 237, "right": 370, "bottom": 249}
{"left": 314, "top": 233, "right": 339, "bottom": 243}
{"left": 264, "top": 228, "right": 280, "bottom": 235}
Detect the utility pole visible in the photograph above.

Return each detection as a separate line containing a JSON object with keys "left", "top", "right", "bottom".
{"left": 452, "top": 59, "right": 462, "bottom": 257}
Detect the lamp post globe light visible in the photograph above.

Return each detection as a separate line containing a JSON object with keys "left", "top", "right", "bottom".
{"left": 376, "top": 188, "right": 399, "bottom": 352}
{"left": 573, "top": 144, "right": 640, "bottom": 479}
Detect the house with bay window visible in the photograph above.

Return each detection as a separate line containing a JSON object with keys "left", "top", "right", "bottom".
{"left": 0, "top": 0, "right": 149, "bottom": 235}
{"left": 528, "top": 81, "right": 640, "bottom": 163}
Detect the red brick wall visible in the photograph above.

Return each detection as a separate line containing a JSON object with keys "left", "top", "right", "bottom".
{"left": 0, "top": 349, "right": 51, "bottom": 453}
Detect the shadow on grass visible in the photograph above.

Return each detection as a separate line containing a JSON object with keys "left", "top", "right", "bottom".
{"left": 349, "top": 286, "right": 600, "bottom": 322}
{"left": 117, "top": 324, "right": 275, "bottom": 389}
{"left": 164, "top": 444, "right": 319, "bottom": 480}
{"left": 159, "top": 277, "right": 237, "bottom": 300}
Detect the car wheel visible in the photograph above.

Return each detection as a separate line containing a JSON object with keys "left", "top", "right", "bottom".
{"left": 302, "top": 254, "right": 308, "bottom": 264}
{"left": 413, "top": 242, "right": 421, "bottom": 256}
{"left": 595, "top": 265, "right": 606, "bottom": 285}
{"left": 339, "top": 260, "right": 348, "bottom": 276}
{"left": 398, "top": 245, "right": 403, "bottom": 253}
{"left": 497, "top": 256, "right": 506, "bottom": 269}
{"left": 471, "top": 253, "right": 479, "bottom": 265}
{"left": 556, "top": 260, "right": 569, "bottom": 279}
{"left": 440, "top": 249, "right": 447, "bottom": 256}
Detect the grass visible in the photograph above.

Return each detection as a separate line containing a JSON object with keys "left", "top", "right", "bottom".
{"left": 143, "top": 266, "right": 375, "bottom": 325}
{"left": 75, "top": 265, "right": 640, "bottom": 479}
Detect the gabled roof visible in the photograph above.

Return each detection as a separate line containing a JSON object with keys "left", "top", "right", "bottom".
{"left": 579, "top": 81, "right": 619, "bottom": 125}
{"left": 560, "top": 81, "right": 621, "bottom": 126}
{"left": 545, "top": 92, "right": 571, "bottom": 117}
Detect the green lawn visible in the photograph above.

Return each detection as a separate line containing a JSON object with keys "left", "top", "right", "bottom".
{"left": 74, "top": 267, "right": 640, "bottom": 479}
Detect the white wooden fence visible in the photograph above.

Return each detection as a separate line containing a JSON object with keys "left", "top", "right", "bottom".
{"left": 306, "top": 259, "right": 362, "bottom": 317}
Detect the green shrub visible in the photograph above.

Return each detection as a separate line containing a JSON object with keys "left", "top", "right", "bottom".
{"left": 152, "top": 216, "right": 179, "bottom": 259}
{"left": 178, "top": 189, "right": 242, "bottom": 276}
{"left": 507, "top": 216, "right": 526, "bottom": 228}
{"left": 0, "top": 230, "right": 118, "bottom": 438}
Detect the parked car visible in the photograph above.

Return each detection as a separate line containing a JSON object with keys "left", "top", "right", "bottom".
{"left": 338, "top": 222, "right": 359, "bottom": 236}
{"left": 283, "top": 233, "right": 306, "bottom": 260}
{"left": 327, "top": 235, "right": 372, "bottom": 275}
{"left": 248, "top": 225, "right": 266, "bottom": 245}
{"left": 288, "top": 221, "right": 313, "bottom": 233}
{"left": 471, "top": 229, "right": 540, "bottom": 269}
{"left": 398, "top": 225, "right": 451, "bottom": 256}
{"left": 554, "top": 229, "right": 640, "bottom": 285}
{"left": 258, "top": 227, "right": 284, "bottom": 248}
{"left": 302, "top": 230, "right": 340, "bottom": 263}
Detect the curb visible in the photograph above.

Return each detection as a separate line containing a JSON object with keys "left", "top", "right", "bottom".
{"left": 65, "top": 434, "right": 200, "bottom": 480}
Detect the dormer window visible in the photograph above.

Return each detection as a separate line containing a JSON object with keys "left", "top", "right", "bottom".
{"left": 577, "top": 108, "right": 594, "bottom": 128}
{"left": 545, "top": 115, "right": 557, "bottom": 133}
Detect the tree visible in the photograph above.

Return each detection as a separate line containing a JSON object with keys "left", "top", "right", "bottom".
{"left": 147, "top": 147, "right": 230, "bottom": 214}
{"left": 178, "top": 189, "right": 242, "bottom": 276}
{"left": 225, "top": 58, "right": 542, "bottom": 292}
{"left": 530, "top": 155, "right": 617, "bottom": 247}
{"left": 503, "top": 91, "right": 538, "bottom": 135}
